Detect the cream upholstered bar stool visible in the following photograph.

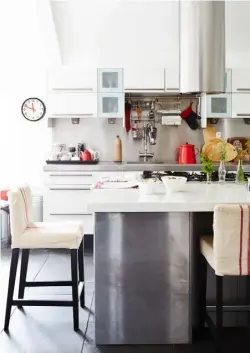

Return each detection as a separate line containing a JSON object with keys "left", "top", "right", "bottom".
{"left": 200, "top": 204, "right": 250, "bottom": 343}
{"left": 4, "top": 185, "right": 85, "bottom": 332}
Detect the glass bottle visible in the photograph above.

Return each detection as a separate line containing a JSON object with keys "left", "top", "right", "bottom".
{"left": 236, "top": 159, "right": 245, "bottom": 184}
{"left": 218, "top": 160, "right": 226, "bottom": 184}
{"left": 206, "top": 173, "right": 212, "bottom": 184}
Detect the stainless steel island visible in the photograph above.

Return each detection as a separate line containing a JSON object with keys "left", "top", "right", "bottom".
{"left": 87, "top": 184, "right": 250, "bottom": 345}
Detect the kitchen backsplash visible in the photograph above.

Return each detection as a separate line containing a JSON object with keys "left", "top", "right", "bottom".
{"left": 52, "top": 118, "right": 250, "bottom": 162}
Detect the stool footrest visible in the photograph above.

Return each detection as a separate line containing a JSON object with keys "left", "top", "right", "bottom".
{"left": 13, "top": 299, "right": 73, "bottom": 307}
{"left": 25, "top": 281, "right": 73, "bottom": 287}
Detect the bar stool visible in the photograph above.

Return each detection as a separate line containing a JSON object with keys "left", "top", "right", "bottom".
{"left": 200, "top": 204, "right": 250, "bottom": 344}
{"left": 4, "top": 185, "right": 85, "bottom": 332}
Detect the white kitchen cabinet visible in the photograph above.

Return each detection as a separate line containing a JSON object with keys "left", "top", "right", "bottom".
{"left": 98, "top": 93, "right": 124, "bottom": 118}
{"left": 48, "top": 67, "right": 97, "bottom": 92}
{"left": 165, "top": 68, "right": 180, "bottom": 92}
{"left": 44, "top": 172, "right": 94, "bottom": 185}
{"left": 232, "top": 94, "right": 250, "bottom": 118}
{"left": 45, "top": 214, "right": 94, "bottom": 235}
{"left": 231, "top": 69, "right": 250, "bottom": 93}
{"left": 124, "top": 68, "right": 165, "bottom": 92}
{"left": 98, "top": 68, "right": 123, "bottom": 93}
{"left": 48, "top": 92, "right": 97, "bottom": 117}
{"left": 97, "top": 1, "right": 179, "bottom": 72}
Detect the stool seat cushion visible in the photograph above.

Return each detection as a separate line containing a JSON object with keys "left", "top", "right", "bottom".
{"left": 200, "top": 236, "right": 215, "bottom": 271}
{"left": 13, "top": 221, "right": 84, "bottom": 249}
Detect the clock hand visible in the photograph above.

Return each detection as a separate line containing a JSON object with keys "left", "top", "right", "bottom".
{"left": 32, "top": 103, "right": 35, "bottom": 112}
{"left": 24, "top": 105, "right": 33, "bottom": 110}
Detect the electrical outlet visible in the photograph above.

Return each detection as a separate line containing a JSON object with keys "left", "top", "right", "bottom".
{"left": 216, "top": 132, "right": 221, "bottom": 138}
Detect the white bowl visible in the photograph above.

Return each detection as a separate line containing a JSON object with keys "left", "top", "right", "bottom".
{"left": 138, "top": 181, "right": 164, "bottom": 195}
{"left": 161, "top": 176, "right": 187, "bottom": 193}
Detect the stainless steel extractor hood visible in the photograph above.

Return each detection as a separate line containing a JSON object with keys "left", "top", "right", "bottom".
{"left": 180, "top": 0, "right": 225, "bottom": 94}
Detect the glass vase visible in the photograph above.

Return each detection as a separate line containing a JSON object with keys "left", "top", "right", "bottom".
{"left": 206, "top": 173, "right": 212, "bottom": 184}
{"left": 236, "top": 159, "right": 245, "bottom": 184}
{"left": 218, "top": 160, "right": 226, "bottom": 184}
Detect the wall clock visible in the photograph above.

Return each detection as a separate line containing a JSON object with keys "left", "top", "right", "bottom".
{"left": 21, "top": 97, "right": 46, "bottom": 121}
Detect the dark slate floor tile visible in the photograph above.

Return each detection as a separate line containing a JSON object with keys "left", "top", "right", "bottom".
{"left": 0, "top": 300, "right": 87, "bottom": 353}
{"left": 82, "top": 323, "right": 174, "bottom": 353}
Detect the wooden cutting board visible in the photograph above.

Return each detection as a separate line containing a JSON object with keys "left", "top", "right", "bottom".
{"left": 202, "top": 127, "right": 216, "bottom": 144}
{"left": 202, "top": 138, "right": 237, "bottom": 162}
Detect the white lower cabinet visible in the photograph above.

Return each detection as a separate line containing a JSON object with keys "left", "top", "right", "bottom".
{"left": 45, "top": 214, "right": 94, "bottom": 235}
{"left": 43, "top": 171, "right": 139, "bottom": 234}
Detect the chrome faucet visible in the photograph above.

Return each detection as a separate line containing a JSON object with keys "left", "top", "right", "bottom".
{"left": 138, "top": 123, "right": 157, "bottom": 162}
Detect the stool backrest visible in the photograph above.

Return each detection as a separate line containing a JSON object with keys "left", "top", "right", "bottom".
{"left": 8, "top": 185, "right": 33, "bottom": 248}
{"left": 214, "top": 204, "right": 250, "bottom": 276}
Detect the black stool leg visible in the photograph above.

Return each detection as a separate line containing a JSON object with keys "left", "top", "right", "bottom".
{"left": 199, "top": 254, "right": 207, "bottom": 334}
{"left": 78, "top": 239, "right": 85, "bottom": 308}
{"left": 18, "top": 249, "right": 30, "bottom": 308}
{"left": 78, "top": 239, "right": 84, "bottom": 282}
{"left": 216, "top": 275, "right": 223, "bottom": 345}
{"left": 4, "top": 248, "right": 20, "bottom": 332}
{"left": 71, "top": 249, "right": 79, "bottom": 331}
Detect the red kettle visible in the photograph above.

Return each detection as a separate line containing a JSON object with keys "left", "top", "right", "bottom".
{"left": 178, "top": 143, "right": 199, "bottom": 164}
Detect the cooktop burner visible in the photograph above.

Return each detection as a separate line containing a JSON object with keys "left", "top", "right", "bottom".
{"left": 142, "top": 171, "right": 250, "bottom": 182}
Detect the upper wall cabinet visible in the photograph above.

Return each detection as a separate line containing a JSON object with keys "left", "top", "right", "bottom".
{"left": 231, "top": 69, "right": 250, "bottom": 93}
{"left": 96, "top": 1, "right": 179, "bottom": 70}
{"left": 48, "top": 67, "right": 97, "bottom": 92}
{"left": 98, "top": 68, "right": 123, "bottom": 93}
{"left": 124, "top": 68, "right": 165, "bottom": 92}
{"left": 165, "top": 68, "right": 180, "bottom": 92}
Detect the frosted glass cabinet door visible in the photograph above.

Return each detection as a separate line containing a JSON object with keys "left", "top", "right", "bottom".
{"left": 98, "top": 93, "right": 124, "bottom": 118}
{"left": 98, "top": 69, "right": 123, "bottom": 92}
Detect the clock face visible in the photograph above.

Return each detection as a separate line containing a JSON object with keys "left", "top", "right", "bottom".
{"left": 21, "top": 98, "right": 46, "bottom": 121}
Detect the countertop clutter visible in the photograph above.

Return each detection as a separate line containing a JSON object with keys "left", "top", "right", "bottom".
{"left": 87, "top": 183, "right": 250, "bottom": 213}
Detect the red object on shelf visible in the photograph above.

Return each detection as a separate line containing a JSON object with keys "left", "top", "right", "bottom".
{"left": 0, "top": 189, "right": 9, "bottom": 201}
{"left": 80, "top": 150, "right": 92, "bottom": 161}
{"left": 178, "top": 143, "right": 199, "bottom": 164}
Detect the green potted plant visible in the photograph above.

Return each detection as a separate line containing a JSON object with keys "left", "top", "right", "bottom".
{"left": 236, "top": 150, "right": 245, "bottom": 184}
{"left": 218, "top": 142, "right": 227, "bottom": 184}
{"left": 201, "top": 153, "right": 214, "bottom": 184}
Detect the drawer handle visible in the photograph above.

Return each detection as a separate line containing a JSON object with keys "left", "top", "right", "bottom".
{"left": 166, "top": 88, "right": 179, "bottom": 91}
{"left": 236, "top": 88, "right": 250, "bottom": 92}
{"left": 50, "top": 173, "right": 93, "bottom": 177}
{"left": 236, "top": 114, "right": 250, "bottom": 117}
{"left": 49, "top": 188, "right": 91, "bottom": 191}
{"left": 50, "top": 213, "right": 92, "bottom": 216}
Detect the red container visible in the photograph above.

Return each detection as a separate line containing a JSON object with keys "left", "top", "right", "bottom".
{"left": 178, "top": 143, "right": 199, "bottom": 164}
{"left": 80, "top": 150, "right": 92, "bottom": 161}
{"left": 0, "top": 189, "right": 9, "bottom": 201}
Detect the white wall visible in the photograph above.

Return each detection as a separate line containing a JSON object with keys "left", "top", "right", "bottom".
{"left": 0, "top": 0, "right": 52, "bottom": 188}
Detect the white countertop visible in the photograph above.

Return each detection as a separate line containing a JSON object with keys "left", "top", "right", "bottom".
{"left": 87, "top": 183, "right": 250, "bottom": 212}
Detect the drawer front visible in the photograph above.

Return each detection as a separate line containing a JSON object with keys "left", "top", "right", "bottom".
{"left": 44, "top": 189, "right": 93, "bottom": 213}
{"left": 48, "top": 92, "right": 97, "bottom": 117}
{"left": 44, "top": 214, "right": 94, "bottom": 234}
{"left": 44, "top": 173, "right": 95, "bottom": 185}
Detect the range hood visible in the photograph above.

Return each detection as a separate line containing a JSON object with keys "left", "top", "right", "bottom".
{"left": 180, "top": 0, "right": 225, "bottom": 94}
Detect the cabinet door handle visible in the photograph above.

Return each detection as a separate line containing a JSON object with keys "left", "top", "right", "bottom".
{"left": 51, "top": 113, "right": 94, "bottom": 116}
{"left": 125, "top": 88, "right": 164, "bottom": 91}
{"left": 49, "top": 187, "right": 91, "bottom": 191}
{"left": 166, "top": 88, "right": 179, "bottom": 91}
{"left": 52, "top": 88, "right": 93, "bottom": 91}
{"left": 50, "top": 213, "right": 92, "bottom": 216}
{"left": 236, "top": 88, "right": 250, "bottom": 92}
{"left": 50, "top": 173, "right": 93, "bottom": 177}
{"left": 236, "top": 114, "right": 250, "bottom": 117}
